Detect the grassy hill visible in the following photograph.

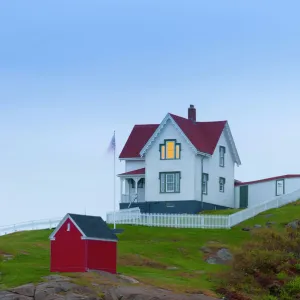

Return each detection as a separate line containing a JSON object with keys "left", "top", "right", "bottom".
{"left": 1, "top": 201, "right": 300, "bottom": 298}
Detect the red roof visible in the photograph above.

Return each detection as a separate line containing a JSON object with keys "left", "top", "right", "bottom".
{"left": 119, "top": 114, "right": 227, "bottom": 158}
{"left": 119, "top": 125, "right": 159, "bottom": 159}
{"left": 118, "top": 168, "right": 145, "bottom": 176}
{"left": 170, "top": 114, "right": 227, "bottom": 155}
{"left": 235, "top": 174, "right": 300, "bottom": 186}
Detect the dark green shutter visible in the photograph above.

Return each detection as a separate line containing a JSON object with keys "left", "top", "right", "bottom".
{"left": 160, "top": 173, "right": 166, "bottom": 193}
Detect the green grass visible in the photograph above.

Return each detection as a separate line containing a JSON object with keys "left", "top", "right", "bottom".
{"left": 200, "top": 208, "right": 243, "bottom": 215}
{"left": 1, "top": 200, "right": 300, "bottom": 296}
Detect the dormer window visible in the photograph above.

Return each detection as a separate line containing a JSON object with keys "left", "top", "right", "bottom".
{"left": 160, "top": 140, "right": 181, "bottom": 160}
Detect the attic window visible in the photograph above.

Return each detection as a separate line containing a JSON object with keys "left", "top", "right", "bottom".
{"left": 67, "top": 223, "right": 70, "bottom": 231}
{"left": 160, "top": 140, "right": 181, "bottom": 160}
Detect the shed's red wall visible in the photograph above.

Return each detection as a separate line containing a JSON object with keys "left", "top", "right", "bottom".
{"left": 87, "top": 240, "right": 117, "bottom": 274}
{"left": 50, "top": 218, "right": 87, "bottom": 272}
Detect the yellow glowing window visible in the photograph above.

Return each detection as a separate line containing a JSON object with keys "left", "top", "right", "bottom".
{"left": 175, "top": 145, "right": 180, "bottom": 159}
{"left": 160, "top": 140, "right": 181, "bottom": 160}
{"left": 166, "top": 141, "right": 175, "bottom": 159}
{"left": 160, "top": 145, "right": 165, "bottom": 159}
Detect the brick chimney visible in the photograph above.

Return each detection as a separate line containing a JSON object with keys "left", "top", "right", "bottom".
{"left": 188, "top": 104, "right": 196, "bottom": 122}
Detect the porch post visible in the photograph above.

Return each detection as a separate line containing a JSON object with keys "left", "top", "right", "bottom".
{"left": 134, "top": 178, "right": 138, "bottom": 195}
{"left": 120, "top": 178, "right": 124, "bottom": 203}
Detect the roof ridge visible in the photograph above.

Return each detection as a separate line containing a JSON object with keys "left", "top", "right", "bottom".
{"left": 134, "top": 124, "right": 159, "bottom": 127}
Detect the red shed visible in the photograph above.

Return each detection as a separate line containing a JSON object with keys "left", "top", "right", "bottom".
{"left": 49, "top": 213, "right": 118, "bottom": 274}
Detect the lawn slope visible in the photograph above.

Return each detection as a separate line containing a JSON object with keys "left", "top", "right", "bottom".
{"left": 1, "top": 201, "right": 300, "bottom": 296}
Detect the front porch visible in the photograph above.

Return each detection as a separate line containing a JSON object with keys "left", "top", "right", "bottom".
{"left": 118, "top": 168, "right": 146, "bottom": 208}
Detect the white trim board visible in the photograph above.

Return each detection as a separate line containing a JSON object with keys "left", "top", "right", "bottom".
{"left": 49, "top": 214, "right": 86, "bottom": 241}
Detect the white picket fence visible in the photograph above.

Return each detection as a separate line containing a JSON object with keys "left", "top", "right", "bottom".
{"left": 106, "top": 188, "right": 300, "bottom": 229}
{"left": 106, "top": 207, "right": 230, "bottom": 228}
{"left": 229, "top": 187, "right": 300, "bottom": 227}
{"left": 0, "top": 217, "right": 61, "bottom": 237}
{"left": 1, "top": 188, "right": 300, "bottom": 237}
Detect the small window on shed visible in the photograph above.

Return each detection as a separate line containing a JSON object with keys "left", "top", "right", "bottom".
{"left": 67, "top": 223, "right": 70, "bottom": 231}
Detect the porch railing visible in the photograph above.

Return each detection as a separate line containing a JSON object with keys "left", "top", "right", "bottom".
{"left": 121, "top": 193, "right": 138, "bottom": 203}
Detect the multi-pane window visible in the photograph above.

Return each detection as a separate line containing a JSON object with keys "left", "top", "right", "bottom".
{"left": 219, "top": 177, "right": 225, "bottom": 192}
{"left": 160, "top": 172, "right": 180, "bottom": 193}
{"left": 219, "top": 146, "right": 226, "bottom": 167}
{"left": 202, "top": 173, "right": 209, "bottom": 195}
{"left": 160, "top": 140, "right": 181, "bottom": 160}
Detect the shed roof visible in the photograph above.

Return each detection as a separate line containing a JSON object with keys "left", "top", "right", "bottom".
{"left": 235, "top": 174, "right": 300, "bottom": 186}
{"left": 49, "top": 213, "right": 118, "bottom": 242}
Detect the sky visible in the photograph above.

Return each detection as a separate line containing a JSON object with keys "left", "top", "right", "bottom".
{"left": 1, "top": 0, "right": 300, "bottom": 226}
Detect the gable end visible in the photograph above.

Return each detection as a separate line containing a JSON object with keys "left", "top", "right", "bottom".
{"left": 140, "top": 113, "right": 199, "bottom": 157}
{"left": 49, "top": 214, "right": 86, "bottom": 241}
{"left": 223, "top": 122, "right": 241, "bottom": 166}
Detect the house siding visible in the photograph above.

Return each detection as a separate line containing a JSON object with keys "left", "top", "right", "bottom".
{"left": 199, "top": 131, "right": 235, "bottom": 208}
{"left": 125, "top": 160, "right": 145, "bottom": 172}
{"left": 235, "top": 177, "right": 300, "bottom": 208}
{"left": 145, "top": 120, "right": 196, "bottom": 202}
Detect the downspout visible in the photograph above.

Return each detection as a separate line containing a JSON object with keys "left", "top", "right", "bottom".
{"left": 200, "top": 155, "right": 204, "bottom": 210}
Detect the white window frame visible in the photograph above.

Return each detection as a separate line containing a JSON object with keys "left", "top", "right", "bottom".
{"left": 219, "top": 146, "right": 225, "bottom": 167}
{"left": 202, "top": 173, "right": 209, "bottom": 195}
{"left": 166, "top": 174, "right": 175, "bottom": 192}
{"left": 160, "top": 172, "right": 180, "bottom": 193}
{"left": 67, "top": 223, "right": 70, "bottom": 231}
{"left": 219, "top": 177, "right": 225, "bottom": 193}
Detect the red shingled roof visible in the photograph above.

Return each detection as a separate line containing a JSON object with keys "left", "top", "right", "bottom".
{"left": 119, "top": 125, "right": 159, "bottom": 159}
{"left": 119, "top": 114, "right": 227, "bottom": 159}
{"left": 170, "top": 114, "right": 227, "bottom": 155}
{"left": 235, "top": 174, "right": 300, "bottom": 186}
{"left": 118, "top": 168, "right": 145, "bottom": 176}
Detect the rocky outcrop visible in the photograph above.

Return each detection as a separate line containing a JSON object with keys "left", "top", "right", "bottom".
{"left": 0, "top": 274, "right": 220, "bottom": 300}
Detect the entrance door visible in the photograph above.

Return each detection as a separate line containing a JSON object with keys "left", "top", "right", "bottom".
{"left": 239, "top": 185, "right": 248, "bottom": 208}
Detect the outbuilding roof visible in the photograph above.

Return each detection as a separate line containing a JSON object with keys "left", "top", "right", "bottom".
{"left": 49, "top": 213, "right": 118, "bottom": 242}
{"left": 235, "top": 174, "right": 300, "bottom": 186}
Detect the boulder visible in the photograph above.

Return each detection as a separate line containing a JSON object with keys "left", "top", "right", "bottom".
{"left": 286, "top": 220, "right": 300, "bottom": 229}
{"left": 9, "top": 284, "right": 35, "bottom": 297}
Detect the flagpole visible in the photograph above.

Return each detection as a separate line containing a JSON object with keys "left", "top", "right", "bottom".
{"left": 113, "top": 130, "right": 116, "bottom": 230}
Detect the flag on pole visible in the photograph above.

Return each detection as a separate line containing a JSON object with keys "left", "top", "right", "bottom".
{"left": 107, "top": 131, "right": 117, "bottom": 229}
{"left": 107, "top": 132, "right": 116, "bottom": 153}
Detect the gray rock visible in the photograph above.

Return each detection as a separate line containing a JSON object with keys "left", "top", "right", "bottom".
{"left": 65, "top": 293, "right": 98, "bottom": 300}
{"left": 166, "top": 266, "right": 179, "bottom": 270}
{"left": 242, "top": 227, "right": 251, "bottom": 231}
{"left": 266, "top": 221, "right": 276, "bottom": 226}
{"left": 200, "top": 246, "right": 211, "bottom": 253}
{"left": 264, "top": 214, "right": 273, "bottom": 218}
{"left": 2, "top": 254, "right": 13, "bottom": 262}
{"left": 0, "top": 291, "right": 33, "bottom": 300}
{"left": 286, "top": 220, "right": 300, "bottom": 229}
{"left": 253, "top": 224, "right": 262, "bottom": 228}
{"left": 206, "top": 257, "right": 217, "bottom": 264}
{"left": 118, "top": 274, "right": 139, "bottom": 284}
{"left": 216, "top": 248, "right": 232, "bottom": 262}
{"left": 9, "top": 284, "right": 35, "bottom": 297}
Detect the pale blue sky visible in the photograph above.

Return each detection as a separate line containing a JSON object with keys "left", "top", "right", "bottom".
{"left": 1, "top": 1, "right": 300, "bottom": 225}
